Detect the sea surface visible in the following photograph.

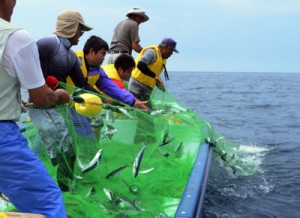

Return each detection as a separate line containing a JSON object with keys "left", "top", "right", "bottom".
{"left": 166, "top": 72, "right": 300, "bottom": 218}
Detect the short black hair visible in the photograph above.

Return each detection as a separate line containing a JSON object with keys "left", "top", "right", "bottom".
{"left": 114, "top": 54, "right": 136, "bottom": 71}
{"left": 83, "top": 35, "right": 109, "bottom": 55}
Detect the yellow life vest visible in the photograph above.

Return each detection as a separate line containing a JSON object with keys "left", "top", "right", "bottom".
{"left": 103, "top": 64, "right": 122, "bottom": 82}
{"left": 100, "top": 65, "right": 124, "bottom": 119}
{"left": 102, "top": 64, "right": 128, "bottom": 89}
{"left": 66, "top": 51, "right": 101, "bottom": 88}
{"left": 131, "top": 45, "right": 166, "bottom": 88}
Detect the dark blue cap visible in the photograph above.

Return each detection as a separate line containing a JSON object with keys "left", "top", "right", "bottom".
{"left": 161, "top": 38, "right": 179, "bottom": 53}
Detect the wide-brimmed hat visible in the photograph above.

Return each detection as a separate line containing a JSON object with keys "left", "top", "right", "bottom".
{"left": 54, "top": 10, "right": 93, "bottom": 38}
{"left": 160, "top": 38, "right": 179, "bottom": 53}
{"left": 126, "top": 8, "right": 149, "bottom": 22}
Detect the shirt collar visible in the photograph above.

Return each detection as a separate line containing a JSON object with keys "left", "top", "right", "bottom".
{"left": 58, "top": 36, "right": 72, "bottom": 49}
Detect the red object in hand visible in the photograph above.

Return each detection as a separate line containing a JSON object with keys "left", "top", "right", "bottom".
{"left": 45, "top": 76, "right": 59, "bottom": 90}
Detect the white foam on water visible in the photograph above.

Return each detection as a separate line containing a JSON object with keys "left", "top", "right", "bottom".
{"left": 235, "top": 144, "right": 268, "bottom": 154}
{"left": 220, "top": 143, "right": 269, "bottom": 176}
{"left": 258, "top": 176, "right": 274, "bottom": 194}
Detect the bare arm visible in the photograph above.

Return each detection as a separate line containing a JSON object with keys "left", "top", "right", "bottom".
{"left": 132, "top": 41, "right": 142, "bottom": 53}
{"left": 133, "top": 98, "right": 149, "bottom": 111}
{"left": 155, "top": 76, "right": 166, "bottom": 92}
{"left": 28, "top": 85, "right": 70, "bottom": 107}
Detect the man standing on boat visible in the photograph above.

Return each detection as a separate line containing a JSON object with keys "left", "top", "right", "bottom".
{"left": 0, "top": 0, "right": 68, "bottom": 217}
{"left": 106, "top": 8, "right": 149, "bottom": 64}
{"left": 128, "top": 37, "right": 179, "bottom": 107}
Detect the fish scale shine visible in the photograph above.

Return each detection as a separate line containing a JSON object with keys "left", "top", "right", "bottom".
{"left": 133, "top": 146, "right": 146, "bottom": 178}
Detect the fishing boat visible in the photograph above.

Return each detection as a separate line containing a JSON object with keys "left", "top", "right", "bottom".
{"left": 1, "top": 86, "right": 221, "bottom": 218}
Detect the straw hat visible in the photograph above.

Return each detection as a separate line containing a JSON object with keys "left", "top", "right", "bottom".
{"left": 54, "top": 10, "right": 93, "bottom": 38}
{"left": 126, "top": 8, "right": 149, "bottom": 22}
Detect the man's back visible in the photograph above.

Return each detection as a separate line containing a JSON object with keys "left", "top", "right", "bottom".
{"left": 109, "top": 19, "right": 139, "bottom": 54}
{"left": 106, "top": 8, "right": 149, "bottom": 64}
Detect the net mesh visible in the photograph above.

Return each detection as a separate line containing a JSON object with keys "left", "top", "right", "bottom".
{"left": 1, "top": 83, "right": 244, "bottom": 217}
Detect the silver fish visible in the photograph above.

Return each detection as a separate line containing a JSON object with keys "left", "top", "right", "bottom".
{"left": 103, "top": 188, "right": 118, "bottom": 204}
{"left": 99, "top": 203, "right": 110, "bottom": 214}
{"left": 103, "top": 188, "right": 113, "bottom": 202}
{"left": 117, "top": 107, "right": 133, "bottom": 119}
{"left": 205, "top": 137, "right": 212, "bottom": 144}
{"left": 154, "top": 213, "right": 169, "bottom": 218}
{"left": 106, "top": 164, "right": 128, "bottom": 179}
{"left": 153, "top": 100, "right": 187, "bottom": 113}
{"left": 118, "top": 196, "right": 143, "bottom": 211}
{"left": 150, "top": 109, "right": 165, "bottom": 116}
{"left": 85, "top": 187, "right": 95, "bottom": 198}
{"left": 169, "top": 103, "right": 187, "bottom": 113}
{"left": 74, "top": 175, "right": 83, "bottom": 180}
{"left": 122, "top": 179, "right": 139, "bottom": 195}
{"left": 159, "top": 148, "right": 170, "bottom": 157}
{"left": 160, "top": 130, "right": 175, "bottom": 146}
{"left": 102, "top": 124, "right": 118, "bottom": 140}
{"left": 103, "top": 188, "right": 143, "bottom": 210}
{"left": 174, "top": 142, "right": 183, "bottom": 158}
{"left": 133, "top": 145, "right": 146, "bottom": 178}
{"left": 214, "top": 136, "right": 224, "bottom": 143}
{"left": 221, "top": 153, "right": 227, "bottom": 161}
{"left": 139, "top": 167, "right": 155, "bottom": 174}
{"left": 164, "top": 103, "right": 187, "bottom": 113}
{"left": 174, "top": 142, "right": 183, "bottom": 153}
{"left": 105, "top": 109, "right": 115, "bottom": 123}
{"left": 231, "top": 165, "right": 244, "bottom": 175}
{"left": 213, "top": 136, "right": 224, "bottom": 146}
{"left": 80, "top": 149, "right": 103, "bottom": 175}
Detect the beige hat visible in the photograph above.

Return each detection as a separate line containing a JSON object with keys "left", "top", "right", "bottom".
{"left": 54, "top": 10, "right": 93, "bottom": 38}
{"left": 126, "top": 8, "right": 149, "bottom": 22}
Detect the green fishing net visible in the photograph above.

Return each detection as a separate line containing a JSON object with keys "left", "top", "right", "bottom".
{"left": 0, "top": 83, "right": 240, "bottom": 217}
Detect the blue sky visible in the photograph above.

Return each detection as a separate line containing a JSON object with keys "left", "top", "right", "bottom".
{"left": 13, "top": 0, "right": 300, "bottom": 73}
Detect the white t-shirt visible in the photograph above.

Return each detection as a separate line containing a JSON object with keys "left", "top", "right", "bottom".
{"left": 2, "top": 29, "right": 45, "bottom": 90}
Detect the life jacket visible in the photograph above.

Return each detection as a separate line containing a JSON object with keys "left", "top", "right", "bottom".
{"left": 66, "top": 51, "right": 101, "bottom": 88}
{"left": 131, "top": 45, "right": 166, "bottom": 88}
{"left": 103, "top": 64, "right": 126, "bottom": 89}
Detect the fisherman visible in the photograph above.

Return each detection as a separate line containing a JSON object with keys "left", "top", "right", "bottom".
{"left": 68, "top": 35, "right": 146, "bottom": 108}
{"left": 28, "top": 9, "right": 95, "bottom": 192}
{"left": 102, "top": 54, "right": 136, "bottom": 89}
{"left": 0, "top": 0, "right": 68, "bottom": 217}
{"left": 129, "top": 38, "right": 179, "bottom": 108}
{"left": 128, "top": 38, "right": 179, "bottom": 144}
{"left": 106, "top": 8, "right": 149, "bottom": 64}
{"left": 68, "top": 35, "right": 148, "bottom": 139}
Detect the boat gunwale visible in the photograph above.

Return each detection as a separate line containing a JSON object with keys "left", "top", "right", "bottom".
{"left": 174, "top": 141, "right": 213, "bottom": 217}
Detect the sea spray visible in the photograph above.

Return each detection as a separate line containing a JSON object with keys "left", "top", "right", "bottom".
{"left": 208, "top": 127, "right": 266, "bottom": 176}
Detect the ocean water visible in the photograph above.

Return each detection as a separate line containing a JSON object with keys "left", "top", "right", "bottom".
{"left": 166, "top": 72, "right": 300, "bottom": 218}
